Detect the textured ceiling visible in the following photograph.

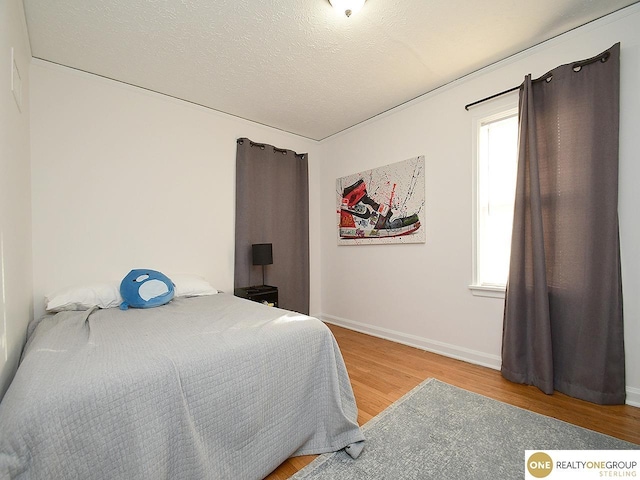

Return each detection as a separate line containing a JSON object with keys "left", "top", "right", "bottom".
{"left": 23, "top": 0, "right": 640, "bottom": 140}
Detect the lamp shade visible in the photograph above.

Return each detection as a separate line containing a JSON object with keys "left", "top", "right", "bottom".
{"left": 252, "top": 243, "right": 273, "bottom": 266}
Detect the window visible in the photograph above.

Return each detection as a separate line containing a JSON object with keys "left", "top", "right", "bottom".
{"left": 471, "top": 102, "right": 518, "bottom": 298}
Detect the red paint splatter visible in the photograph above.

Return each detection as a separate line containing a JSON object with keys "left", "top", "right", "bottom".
{"left": 388, "top": 183, "right": 396, "bottom": 209}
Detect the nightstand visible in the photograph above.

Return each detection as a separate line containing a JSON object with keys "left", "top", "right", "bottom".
{"left": 234, "top": 285, "right": 278, "bottom": 307}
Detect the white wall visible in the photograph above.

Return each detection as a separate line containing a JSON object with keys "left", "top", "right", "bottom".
{"left": 30, "top": 61, "right": 321, "bottom": 320}
{"left": 0, "top": 0, "right": 33, "bottom": 400}
{"left": 319, "top": 5, "right": 640, "bottom": 405}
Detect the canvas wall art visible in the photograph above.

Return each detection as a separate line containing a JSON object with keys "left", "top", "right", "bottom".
{"left": 337, "top": 156, "right": 426, "bottom": 245}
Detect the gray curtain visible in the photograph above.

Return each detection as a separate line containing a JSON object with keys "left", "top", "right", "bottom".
{"left": 234, "top": 138, "right": 310, "bottom": 314}
{"left": 501, "top": 43, "right": 625, "bottom": 405}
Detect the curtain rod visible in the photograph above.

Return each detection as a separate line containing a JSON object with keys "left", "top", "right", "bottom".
{"left": 464, "top": 85, "right": 521, "bottom": 111}
{"left": 464, "top": 49, "right": 611, "bottom": 111}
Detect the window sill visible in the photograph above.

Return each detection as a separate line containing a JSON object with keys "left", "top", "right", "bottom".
{"left": 469, "top": 284, "right": 505, "bottom": 299}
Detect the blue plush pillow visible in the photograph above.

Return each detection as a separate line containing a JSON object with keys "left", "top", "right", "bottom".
{"left": 119, "top": 269, "right": 175, "bottom": 310}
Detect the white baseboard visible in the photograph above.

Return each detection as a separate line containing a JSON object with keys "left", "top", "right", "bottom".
{"left": 626, "top": 387, "right": 640, "bottom": 408}
{"left": 320, "top": 313, "right": 502, "bottom": 371}
{"left": 321, "top": 313, "right": 640, "bottom": 408}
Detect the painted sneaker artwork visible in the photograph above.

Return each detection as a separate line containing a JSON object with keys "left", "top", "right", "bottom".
{"left": 339, "top": 179, "right": 421, "bottom": 239}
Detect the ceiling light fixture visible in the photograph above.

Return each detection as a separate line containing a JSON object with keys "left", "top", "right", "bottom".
{"left": 328, "top": 0, "right": 366, "bottom": 18}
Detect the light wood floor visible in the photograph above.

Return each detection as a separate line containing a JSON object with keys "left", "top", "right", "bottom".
{"left": 266, "top": 323, "right": 640, "bottom": 479}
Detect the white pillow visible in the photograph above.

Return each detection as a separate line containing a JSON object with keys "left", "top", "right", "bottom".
{"left": 171, "top": 274, "right": 218, "bottom": 297}
{"left": 45, "top": 282, "right": 122, "bottom": 312}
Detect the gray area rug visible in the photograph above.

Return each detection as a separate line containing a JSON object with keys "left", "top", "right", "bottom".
{"left": 292, "top": 378, "right": 637, "bottom": 479}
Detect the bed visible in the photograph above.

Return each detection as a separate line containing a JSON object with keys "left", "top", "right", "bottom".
{"left": 0, "top": 293, "right": 364, "bottom": 479}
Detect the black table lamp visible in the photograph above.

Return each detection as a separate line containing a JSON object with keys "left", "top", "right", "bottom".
{"left": 252, "top": 243, "right": 273, "bottom": 286}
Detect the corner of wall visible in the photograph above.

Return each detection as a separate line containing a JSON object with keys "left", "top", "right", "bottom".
{"left": 0, "top": 0, "right": 33, "bottom": 400}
